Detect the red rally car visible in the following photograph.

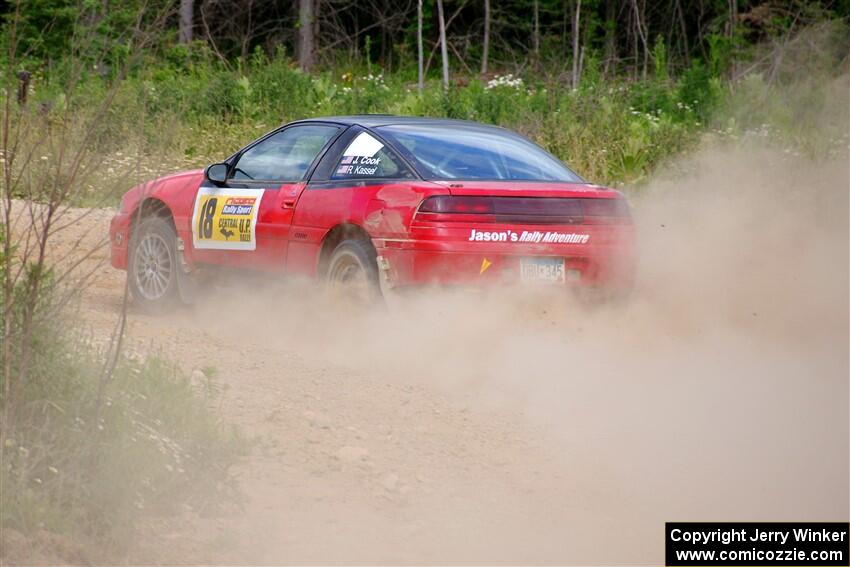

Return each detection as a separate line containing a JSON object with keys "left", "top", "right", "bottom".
{"left": 109, "top": 116, "right": 635, "bottom": 309}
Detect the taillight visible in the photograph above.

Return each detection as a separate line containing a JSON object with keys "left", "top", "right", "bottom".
{"left": 582, "top": 197, "right": 631, "bottom": 225}
{"left": 493, "top": 197, "right": 583, "bottom": 224}
{"left": 418, "top": 196, "right": 495, "bottom": 214}
{"left": 416, "top": 196, "right": 496, "bottom": 223}
{"left": 415, "top": 196, "right": 630, "bottom": 225}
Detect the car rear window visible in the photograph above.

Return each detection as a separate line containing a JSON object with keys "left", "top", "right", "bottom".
{"left": 375, "top": 124, "right": 583, "bottom": 182}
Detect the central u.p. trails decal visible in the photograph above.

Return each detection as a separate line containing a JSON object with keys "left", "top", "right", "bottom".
{"left": 468, "top": 229, "right": 590, "bottom": 244}
{"left": 191, "top": 187, "right": 264, "bottom": 251}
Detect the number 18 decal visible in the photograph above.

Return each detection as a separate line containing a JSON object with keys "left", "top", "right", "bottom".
{"left": 191, "top": 187, "right": 264, "bottom": 251}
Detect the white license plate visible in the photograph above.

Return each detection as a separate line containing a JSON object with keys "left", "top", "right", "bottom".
{"left": 520, "top": 257, "right": 566, "bottom": 284}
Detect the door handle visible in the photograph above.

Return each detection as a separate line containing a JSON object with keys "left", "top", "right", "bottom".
{"left": 280, "top": 185, "right": 302, "bottom": 209}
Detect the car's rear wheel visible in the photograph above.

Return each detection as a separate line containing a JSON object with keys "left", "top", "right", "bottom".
{"left": 326, "top": 238, "right": 382, "bottom": 303}
{"left": 128, "top": 217, "right": 180, "bottom": 312}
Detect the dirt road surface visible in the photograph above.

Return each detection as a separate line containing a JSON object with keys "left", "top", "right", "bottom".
{"left": 38, "top": 143, "right": 849, "bottom": 564}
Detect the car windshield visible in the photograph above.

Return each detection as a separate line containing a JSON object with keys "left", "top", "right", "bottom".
{"left": 375, "top": 124, "right": 583, "bottom": 182}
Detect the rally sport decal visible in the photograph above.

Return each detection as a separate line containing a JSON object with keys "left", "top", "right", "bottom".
{"left": 191, "top": 187, "right": 264, "bottom": 251}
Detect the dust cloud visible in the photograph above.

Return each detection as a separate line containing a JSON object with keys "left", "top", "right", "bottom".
{"left": 170, "top": 127, "right": 848, "bottom": 562}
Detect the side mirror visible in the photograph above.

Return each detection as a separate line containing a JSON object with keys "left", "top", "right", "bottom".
{"left": 205, "top": 163, "right": 228, "bottom": 186}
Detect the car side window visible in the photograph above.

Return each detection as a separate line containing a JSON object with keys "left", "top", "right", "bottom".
{"left": 232, "top": 124, "right": 339, "bottom": 182}
{"left": 330, "top": 131, "right": 414, "bottom": 180}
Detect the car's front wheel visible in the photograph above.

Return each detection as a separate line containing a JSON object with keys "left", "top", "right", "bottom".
{"left": 326, "top": 238, "right": 382, "bottom": 303}
{"left": 128, "top": 217, "right": 180, "bottom": 312}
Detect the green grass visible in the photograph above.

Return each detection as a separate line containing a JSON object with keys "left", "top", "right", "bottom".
{"left": 14, "top": 44, "right": 721, "bottom": 206}
{"left": 0, "top": 281, "right": 242, "bottom": 559}
{"left": 14, "top": 19, "right": 845, "bottom": 209}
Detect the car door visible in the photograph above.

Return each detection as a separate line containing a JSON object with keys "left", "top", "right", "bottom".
{"left": 286, "top": 127, "right": 419, "bottom": 277}
{"left": 190, "top": 123, "right": 342, "bottom": 270}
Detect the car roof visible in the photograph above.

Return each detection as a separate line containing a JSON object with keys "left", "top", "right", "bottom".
{"left": 294, "top": 115, "right": 508, "bottom": 131}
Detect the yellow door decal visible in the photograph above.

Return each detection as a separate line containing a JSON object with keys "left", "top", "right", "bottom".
{"left": 191, "top": 187, "right": 264, "bottom": 251}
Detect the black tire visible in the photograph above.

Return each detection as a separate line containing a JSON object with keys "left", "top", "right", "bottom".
{"left": 128, "top": 217, "right": 181, "bottom": 312}
{"left": 325, "top": 238, "right": 382, "bottom": 302}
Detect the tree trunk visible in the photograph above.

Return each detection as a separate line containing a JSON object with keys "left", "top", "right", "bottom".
{"left": 436, "top": 0, "right": 449, "bottom": 91}
{"left": 380, "top": 0, "right": 387, "bottom": 68}
{"left": 674, "top": 0, "right": 689, "bottom": 66}
{"left": 417, "top": 0, "right": 424, "bottom": 91}
{"left": 727, "top": 0, "right": 737, "bottom": 37}
{"left": 313, "top": 0, "right": 321, "bottom": 57}
{"left": 602, "top": 0, "right": 617, "bottom": 76}
{"left": 179, "top": 0, "right": 194, "bottom": 43}
{"left": 631, "top": 0, "right": 649, "bottom": 79}
{"left": 532, "top": 0, "right": 540, "bottom": 61}
{"left": 297, "top": 0, "right": 315, "bottom": 72}
{"left": 571, "top": 0, "right": 581, "bottom": 88}
{"left": 481, "top": 0, "right": 490, "bottom": 75}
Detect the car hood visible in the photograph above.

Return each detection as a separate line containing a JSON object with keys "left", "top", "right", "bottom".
{"left": 120, "top": 169, "right": 204, "bottom": 213}
{"left": 149, "top": 169, "right": 205, "bottom": 186}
